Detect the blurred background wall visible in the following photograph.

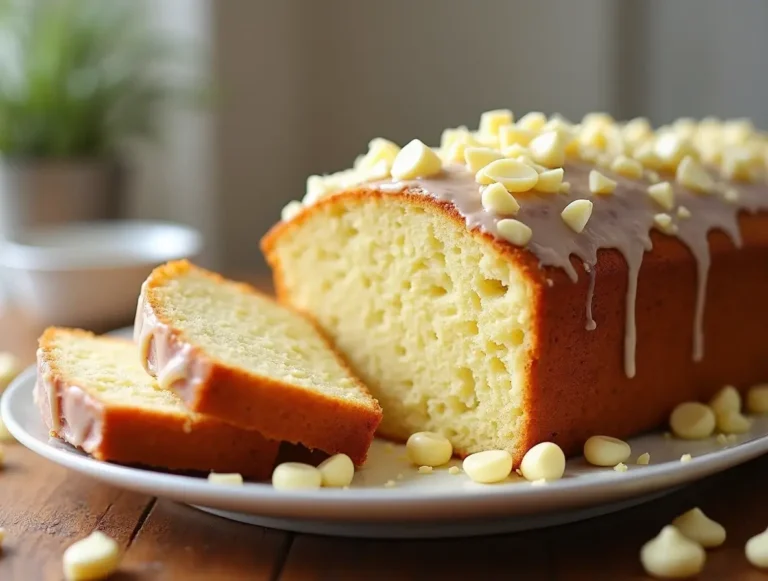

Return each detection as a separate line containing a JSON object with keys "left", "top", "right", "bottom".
{"left": 144, "top": 0, "right": 768, "bottom": 273}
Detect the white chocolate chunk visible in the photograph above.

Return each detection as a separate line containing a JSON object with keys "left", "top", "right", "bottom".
{"left": 272, "top": 462, "right": 322, "bottom": 490}
{"left": 669, "top": 402, "right": 716, "bottom": 440}
{"left": 723, "top": 187, "right": 740, "bottom": 203}
{"left": 588, "top": 170, "right": 617, "bottom": 195}
{"left": 497, "top": 219, "right": 533, "bottom": 246}
{"left": 499, "top": 125, "right": 535, "bottom": 148}
{"left": 528, "top": 130, "right": 567, "bottom": 168}
{"left": 359, "top": 137, "right": 400, "bottom": 170}
{"left": 716, "top": 411, "right": 752, "bottom": 434}
{"left": 747, "top": 384, "right": 768, "bottom": 414}
{"left": 281, "top": 200, "right": 303, "bottom": 222}
{"left": 462, "top": 450, "right": 513, "bottom": 484}
{"left": 561, "top": 199, "right": 593, "bottom": 233}
{"left": 391, "top": 139, "right": 443, "bottom": 180}
{"left": 448, "top": 466, "right": 461, "bottom": 475}
{"left": 640, "top": 526, "right": 706, "bottom": 579}
{"left": 636, "top": 453, "right": 650, "bottom": 465}
{"left": 672, "top": 507, "right": 726, "bottom": 548}
{"left": 622, "top": 117, "right": 653, "bottom": 147}
{"left": 655, "top": 133, "right": 697, "bottom": 170}
{"left": 517, "top": 111, "right": 547, "bottom": 132}
{"left": 464, "top": 147, "right": 504, "bottom": 173}
{"left": 479, "top": 109, "right": 514, "bottom": 137}
{"left": 583, "top": 435, "right": 631, "bottom": 467}
{"left": 645, "top": 170, "right": 661, "bottom": 183}
{"left": 418, "top": 465, "right": 433, "bottom": 474}
{"left": 611, "top": 155, "right": 643, "bottom": 179}
{"left": 647, "top": 182, "right": 675, "bottom": 211}
{"left": 406, "top": 432, "right": 453, "bottom": 467}
{"left": 614, "top": 462, "right": 628, "bottom": 473}
{"left": 63, "top": 531, "right": 121, "bottom": 581}
{"left": 519, "top": 442, "right": 565, "bottom": 482}
{"left": 677, "top": 206, "right": 691, "bottom": 219}
{"left": 534, "top": 168, "right": 564, "bottom": 193}
{"left": 502, "top": 143, "right": 530, "bottom": 159}
{"left": 207, "top": 472, "right": 244, "bottom": 485}
{"left": 559, "top": 181, "right": 571, "bottom": 194}
{"left": 676, "top": 155, "right": 714, "bottom": 194}
{"left": 681, "top": 453, "right": 693, "bottom": 463}
{"left": 633, "top": 142, "right": 664, "bottom": 170}
{"left": 653, "top": 213, "right": 678, "bottom": 235}
{"left": 746, "top": 528, "right": 768, "bottom": 569}
{"left": 481, "top": 183, "right": 520, "bottom": 215}
{"left": 478, "top": 159, "right": 539, "bottom": 192}
{"left": 318, "top": 453, "right": 355, "bottom": 487}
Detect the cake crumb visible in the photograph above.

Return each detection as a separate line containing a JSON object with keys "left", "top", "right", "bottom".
{"left": 384, "top": 480, "right": 396, "bottom": 488}
{"left": 418, "top": 466, "right": 433, "bottom": 474}
{"left": 448, "top": 466, "right": 461, "bottom": 475}
{"left": 614, "top": 462, "right": 628, "bottom": 472}
{"left": 636, "top": 453, "right": 650, "bottom": 465}
{"left": 680, "top": 453, "right": 693, "bottom": 463}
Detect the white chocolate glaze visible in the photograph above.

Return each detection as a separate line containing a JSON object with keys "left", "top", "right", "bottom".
{"left": 133, "top": 282, "right": 211, "bottom": 403}
{"left": 374, "top": 161, "right": 768, "bottom": 378}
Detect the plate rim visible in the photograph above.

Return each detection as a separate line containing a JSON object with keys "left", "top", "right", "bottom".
{"left": 4, "top": 364, "right": 768, "bottom": 523}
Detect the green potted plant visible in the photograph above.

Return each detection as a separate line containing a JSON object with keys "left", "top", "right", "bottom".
{"left": 0, "top": 0, "right": 201, "bottom": 239}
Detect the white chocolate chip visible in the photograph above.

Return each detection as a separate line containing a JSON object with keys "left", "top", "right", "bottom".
{"left": 622, "top": 117, "right": 653, "bottom": 147}
{"left": 359, "top": 137, "right": 400, "bottom": 170}
{"left": 272, "top": 462, "right": 322, "bottom": 490}
{"left": 583, "top": 435, "right": 631, "bottom": 467}
{"left": 406, "top": 432, "right": 453, "bottom": 467}
{"left": 723, "top": 187, "right": 740, "bottom": 203}
{"left": 499, "top": 125, "right": 535, "bottom": 149}
{"left": 534, "top": 168, "right": 564, "bottom": 193}
{"left": 63, "top": 531, "right": 121, "bottom": 581}
{"left": 479, "top": 109, "right": 514, "bottom": 137}
{"left": 517, "top": 111, "right": 547, "bottom": 132}
{"left": 677, "top": 206, "right": 691, "bottom": 219}
{"left": 680, "top": 454, "right": 693, "bottom": 463}
{"left": 633, "top": 142, "right": 664, "bottom": 170}
{"left": 528, "top": 130, "right": 567, "bottom": 168}
{"left": 477, "top": 159, "right": 539, "bottom": 192}
{"left": 746, "top": 528, "right": 768, "bottom": 569}
{"left": 611, "top": 155, "right": 643, "bottom": 179}
{"left": 559, "top": 181, "right": 571, "bottom": 194}
{"left": 519, "top": 442, "right": 565, "bottom": 482}
{"left": 391, "top": 139, "right": 443, "bottom": 180}
{"left": 653, "top": 213, "right": 678, "bottom": 235}
{"left": 0, "top": 353, "right": 19, "bottom": 393}
{"left": 672, "top": 507, "right": 726, "bottom": 548}
{"left": 207, "top": 472, "right": 244, "bottom": 485}
{"left": 588, "top": 170, "right": 617, "bottom": 195}
{"left": 502, "top": 143, "right": 530, "bottom": 159}
{"left": 669, "top": 402, "right": 716, "bottom": 440}
{"left": 636, "top": 453, "right": 650, "bottom": 465}
{"left": 655, "top": 133, "right": 697, "bottom": 170}
{"left": 281, "top": 200, "right": 303, "bottom": 222}
{"left": 747, "top": 384, "right": 768, "bottom": 414}
{"left": 709, "top": 385, "right": 741, "bottom": 416}
{"left": 716, "top": 433, "right": 729, "bottom": 445}
{"left": 647, "top": 182, "right": 675, "bottom": 211}
{"left": 318, "top": 453, "right": 355, "bottom": 487}
{"left": 716, "top": 411, "right": 752, "bottom": 435}
{"left": 481, "top": 183, "right": 521, "bottom": 216}
{"left": 462, "top": 450, "right": 513, "bottom": 484}
{"left": 645, "top": 170, "right": 661, "bottom": 183}
{"left": 614, "top": 462, "right": 628, "bottom": 473}
{"left": 561, "top": 199, "right": 593, "bottom": 233}
{"left": 497, "top": 219, "right": 533, "bottom": 246}
{"left": 676, "top": 155, "right": 715, "bottom": 194}
{"left": 640, "top": 526, "right": 706, "bottom": 579}
{"left": 448, "top": 466, "right": 461, "bottom": 475}
{"left": 464, "top": 147, "right": 504, "bottom": 173}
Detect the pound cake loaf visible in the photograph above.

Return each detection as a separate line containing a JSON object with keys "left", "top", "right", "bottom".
{"left": 261, "top": 111, "right": 768, "bottom": 465}
{"left": 134, "top": 260, "right": 382, "bottom": 465}
{"left": 35, "top": 328, "right": 279, "bottom": 479}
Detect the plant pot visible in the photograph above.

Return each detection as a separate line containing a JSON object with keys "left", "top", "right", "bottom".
{"left": 0, "top": 158, "right": 125, "bottom": 241}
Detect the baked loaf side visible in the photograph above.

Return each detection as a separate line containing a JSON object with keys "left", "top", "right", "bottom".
{"left": 35, "top": 328, "right": 280, "bottom": 479}
{"left": 134, "top": 260, "right": 382, "bottom": 465}
{"left": 261, "top": 112, "right": 768, "bottom": 464}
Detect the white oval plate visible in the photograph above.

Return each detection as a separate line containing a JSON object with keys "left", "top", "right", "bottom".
{"left": 4, "top": 367, "right": 768, "bottom": 538}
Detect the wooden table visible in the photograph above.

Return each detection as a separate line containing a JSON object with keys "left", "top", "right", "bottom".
{"left": 2, "top": 286, "right": 768, "bottom": 580}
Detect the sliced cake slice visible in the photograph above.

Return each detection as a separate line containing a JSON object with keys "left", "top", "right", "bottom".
{"left": 134, "top": 260, "right": 382, "bottom": 465}
{"left": 36, "top": 328, "right": 280, "bottom": 480}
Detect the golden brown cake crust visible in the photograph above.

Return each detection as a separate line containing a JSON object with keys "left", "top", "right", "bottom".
{"left": 261, "top": 188, "right": 768, "bottom": 465}
{"left": 138, "top": 261, "right": 382, "bottom": 466}
{"left": 37, "top": 328, "right": 280, "bottom": 480}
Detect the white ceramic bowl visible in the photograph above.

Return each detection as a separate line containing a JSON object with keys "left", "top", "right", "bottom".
{"left": 0, "top": 220, "right": 203, "bottom": 328}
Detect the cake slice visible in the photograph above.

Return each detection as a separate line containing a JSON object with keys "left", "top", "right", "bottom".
{"left": 134, "top": 260, "right": 382, "bottom": 465}
{"left": 35, "top": 328, "right": 280, "bottom": 479}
